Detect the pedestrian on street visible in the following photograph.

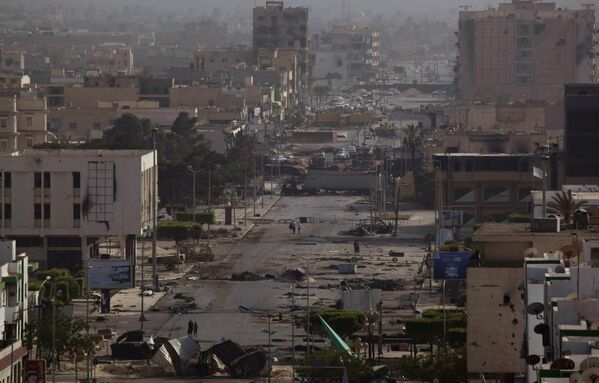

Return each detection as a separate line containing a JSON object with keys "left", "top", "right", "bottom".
{"left": 354, "top": 240, "right": 360, "bottom": 254}
{"left": 187, "top": 320, "right": 193, "bottom": 336}
{"left": 291, "top": 221, "right": 296, "bottom": 234}
{"left": 296, "top": 220, "right": 301, "bottom": 234}
{"left": 193, "top": 321, "right": 198, "bottom": 337}
{"left": 288, "top": 221, "right": 294, "bottom": 234}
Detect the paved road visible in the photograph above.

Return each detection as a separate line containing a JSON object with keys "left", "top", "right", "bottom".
{"left": 90, "top": 195, "right": 435, "bottom": 359}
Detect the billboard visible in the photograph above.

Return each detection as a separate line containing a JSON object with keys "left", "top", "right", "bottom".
{"left": 434, "top": 251, "right": 471, "bottom": 280}
{"left": 24, "top": 360, "right": 46, "bottom": 383}
{"left": 87, "top": 259, "right": 133, "bottom": 289}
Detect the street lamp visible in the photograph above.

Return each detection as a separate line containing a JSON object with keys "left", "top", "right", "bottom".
{"left": 84, "top": 264, "right": 93, "bottom": 382}
{"left": 187, "top": 166, "right": 196, "bottom": 223}
{"left": 37, "top": 276, "right": 51, "bottom": 359}
{"left": 152, "top": 128, "right": 159, "bottom": 292}
{"left": 292, "top": 255, "right": 312, "bottom": 356}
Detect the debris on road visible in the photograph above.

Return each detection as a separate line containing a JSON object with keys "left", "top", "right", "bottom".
{"left": 230, "top": 271, "right": 263, "bottom": 281}
{"left": 110, "top": 330, "right": 154, "bottom": 360}
{"left": 152, "top": 336, "right": 200, "bottom": 376}
{"left": 277, "top": 267, "right": 313, "bottom": 283}
{"left": 195, "top": 340, "right": 267, "bottom": 378}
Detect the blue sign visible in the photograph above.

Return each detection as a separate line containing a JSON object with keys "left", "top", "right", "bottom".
{"left": 434, "top": 251, "right": 471, "bottom": 280}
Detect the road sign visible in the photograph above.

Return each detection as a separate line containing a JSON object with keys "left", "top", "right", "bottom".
{"left": 434, "top": 251, "right": 471, "bottom": 280}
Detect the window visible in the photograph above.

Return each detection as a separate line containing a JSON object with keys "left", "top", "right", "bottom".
{"left": 0, "top": 140, "right": 7, "bottom": 151}
{"left": 26, "top": 116, "right": 32, "bottom": 126}
{"left": 73, "top": 204, "right": 80, "bottom": 220}
{"left": 0, "top": 119, "right": 6, "bottom": 128}
{"left": 26, "top": 137, "right": 33, "bottom": 148}
{"left": 73, "top": 172, "right": 80, "bottom": 188}
{"left": 44, "top": 204, "right": 50, "bottom": 219}
{"left": 87, "top": 161, "right": 115, "bottom": 222}
{"left": 68, "top": 122, "right": 77, "bottom": 130}
{"left": 3, "top": 204, "right": 10, "bottom": 219}
{"left": 3, "top": 172, "right": 10, "bottom": 188}
{"left": 44, "top": 172, "right": 51, "bottom": 188}
{"left": 34, "top": 172, "right": 41, "bottom": 188}
{"left": 34, "top": 204, "right": 41, "bottom": 219}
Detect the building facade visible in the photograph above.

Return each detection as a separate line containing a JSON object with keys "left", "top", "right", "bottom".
{"left": 0, "top": 149, "right": 156, "bottom": 271}
{"left": 253, "top": 1, "right": 309, "bottom": 76}
{"left": 456, "top": 0, "right": 596, "bottom": 102}
{"left": 0, "top": 93, "right": 47, "bottom": 152}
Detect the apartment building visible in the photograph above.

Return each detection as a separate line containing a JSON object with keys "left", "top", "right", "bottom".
{"left": 0, "top": 74, "right": 30, "bottom": 90}
{"left": 0, "top": 149, "right": 156, "bottom": 271}
{"left": 0, "top": 50, "right": 25, "bottom": 73}
{"left": 193, "top": 47, "right": 255, "bottom": 72}
{"left": 0, "top": 241, "right": 29, "bottom": 383}
{"left": 0, "top": 93, "right": 47, "bottom": 152}
{"left": 456, "top": 0, "right": 596, "bottom": 102}
{"left": 320, "top": 25, "right": 380, "bottom": 78}
{"left": 257, "top": 48, "right": 298, "bottom": 106}
{"left": 253, "top": 1, "right": 309, "bottom": 76}
{"left": 433, "top": 153, "right": 538, "bottom": 226}
{"left": 85, "top": 47, "right": 134, "bottom": 75}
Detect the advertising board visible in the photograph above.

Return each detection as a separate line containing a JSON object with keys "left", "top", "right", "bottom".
{"left": 433, "top": 251, "right": 471, "bottom": 280}
{"left": 87, "top": 259, "right": 133, "bottom": 289}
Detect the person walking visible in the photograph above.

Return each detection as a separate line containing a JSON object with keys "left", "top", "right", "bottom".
{"left": 187, "top": 320, "right": 193, "bottom": 336}
{"left": 291, "top": 221, "right": 296, "bottom": 234}
{"left": 296, "top": 220, "right": 301, "bottom": 234}
{"left": 193, "top": 321, "right": 198, "bottom": 337}
{"left": 288, "top": 221, "right": 294, "bottom": 234}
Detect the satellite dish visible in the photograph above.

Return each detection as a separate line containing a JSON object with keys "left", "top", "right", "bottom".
{"left": 555, "top": 265, "right": 566, "bottom": 273}
{"left": 581, "top": 367, "right": 599, "bottom": 383}
{"left": 534, "top": 323, "right": 549, "bottom": 334}
{"left": 551, "top": 358, "right": 576, "bottom": 370}
{"left": 571, "top": 372, "right": 583, "bottom": 383}
{"left": 527, "top": 302, "right": 545, "bottom": 316}
{"left": 580, "top": 357, "right": 599, "bottom": 370}
{"left": 524, "top": 247, "right": 540, "bottom": 258}
{"left": 526, "top": 354, "right": 541, "bottom": 365}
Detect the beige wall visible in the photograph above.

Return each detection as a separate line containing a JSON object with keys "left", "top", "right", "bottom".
{"left": 63, "top": 87, "right": 139, "bottom": 109}
{"left": 169, "top": 86, "right": 245, "bottom": 110}
{"left": 467, "top": 267, "right": 525, "bottom": 375}
{"left": 49, "top": 107, "right": 117, "bottom": 141}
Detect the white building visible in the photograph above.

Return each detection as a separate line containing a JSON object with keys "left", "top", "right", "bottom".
{"left": 0, "top": 240, "right": 29, "bottom": 383}
{"left": 0, "top": 149, "right": 156, "bottom": 270}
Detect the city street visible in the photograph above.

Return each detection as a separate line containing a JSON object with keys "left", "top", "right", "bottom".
{"left": 89, "top": 195, "right": 435, "bottom": 363}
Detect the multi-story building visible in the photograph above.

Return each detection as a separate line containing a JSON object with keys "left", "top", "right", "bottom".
{"left": 456, "top": 0, "right": 596, "bottom": 102}
{"left": 253, "top": 1, "right": 309, "bottom": 76}
{"left": 320, "top": 25, "right": 379, "bottom": 79}
{"left": 564, "top": 84, "right": 599, "bottom": 184}
{"left": 0, "top": 240, "right": 29, "bottom": 383}
{"left": 257, "top": 48, "right": 298, "bottom": 107}
{"left": 193, "top": 47, "right": 255, "bottom": 72}
{"left": 0, "top": 74, "right": 30, "bottom": 90}
{"left": 433, "top": 153, "right": 538, "bottom": 226}
{"left": 0, "top": 51, "right": 25, "bottom": 73}
{"left": 0, "top": 149, "right": 156, "bottom": 271}
{"left": 0, "top": 93, "right": 47, "bottom": 152}
{"left": 85, "top": 48, "right": 134, "bottom": 75}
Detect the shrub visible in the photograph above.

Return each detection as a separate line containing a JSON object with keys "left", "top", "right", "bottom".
{"left": 508, "top": 212, "right": 531, "bottom": 223}
{"left": 175, "top": 210, "right": 215, "bottom": 224}
{"left": 307, "top": 310, "right": 366, "bottom": 339}
{"left": 157, "top": 221, "right": 202, "bottom": 241}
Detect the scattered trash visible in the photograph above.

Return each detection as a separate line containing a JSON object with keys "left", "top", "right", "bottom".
{"left": 230, "top": 271, "right": 263, "bottom": 281}
{"left": 277, "top": 267, "right": 313, "bottom": 283}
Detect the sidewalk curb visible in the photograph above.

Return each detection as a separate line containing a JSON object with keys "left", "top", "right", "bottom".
{"left": 239, "top": 195, "right": 281, "bottom": 239}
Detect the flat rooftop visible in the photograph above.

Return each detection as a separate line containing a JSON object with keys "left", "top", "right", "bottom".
{"left": 1, "top": 149, "right": 154, "bottom": 158}
{"left": 432, "top": 153, "right": 536, "bottom": 158}
{"left": 473, "top": 223, "right": 599, "bottom": 241}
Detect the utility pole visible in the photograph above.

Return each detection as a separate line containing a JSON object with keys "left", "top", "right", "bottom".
{"left": 152, "top": 130, "right": 158, "bottom": 291}
{"left": 188, "top": 167, "right": 196, "bottom": 222}
{"left": 140, "top": 240, "right": 146, "bottom": 332}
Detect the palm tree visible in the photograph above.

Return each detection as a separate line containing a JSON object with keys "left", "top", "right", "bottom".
{"left": 402, "top": 124, "right": 422, "bottom": 172}
{"left": 547, "top": 190, "right": 587, "bottom": 224}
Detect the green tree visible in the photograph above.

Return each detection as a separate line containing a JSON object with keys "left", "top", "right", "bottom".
{"left": 404, "top": 309, "right": 466, "bottom": 349}
{"left": 307, "top": 310, "right": 366, "bottom": 340}
{"left": 298, "top": 348, "right": 373, "bottom": 383}
{"left": 547, "top": 190, "right": 587, "bottom": 224}
{"left": 393, "top": 349, "right": 466, "bottom": 383}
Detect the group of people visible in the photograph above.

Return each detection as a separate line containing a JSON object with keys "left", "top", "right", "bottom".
{"left": 187, "top": 320, "right": 198, "bottom": 337}
{"left": 288, "top": 219, "right": 302, "bottom": 234}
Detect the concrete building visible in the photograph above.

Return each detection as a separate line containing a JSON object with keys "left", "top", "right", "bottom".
{"left": 169, "top": 85, "right": 246, "bottom": 112}
{"left": 63, "top": 86, "right": 139, "bottom": 109}
{"left": 0, "top": 149, "right": 156, "bottom": 271}
{"left": 257, "top": 48, "right": 299, "bottom": 107}
{"left": 0, "top": 241, "right": 29, "bottom": 383}
{"left": 85, "top": 48, "right": 134, "bottom": 75}
{"left": 253, "top": 1, "right": 309, "bottom": 76}
{"left": 193, "top": 47, "right": 255, "bottom": 72}
{"left": 456, "top": 1, "right": 596, "bottom": 102}
{"left": 0, "top": 51, "right": 25, "bottom": 73}
{"left": 433, "top": 153, "right": 538, "bottom": 226}
{"left": 0, "top": 74, "right": 30, "bottom": 90}
{"left": 319, "top": 25, "right": 380, "bottom": 80}
{"left": 564, "top": 84, "right": 599, "bottom": 184}
{"left": 0, "top": 93, "right": 47, "bottom": 152}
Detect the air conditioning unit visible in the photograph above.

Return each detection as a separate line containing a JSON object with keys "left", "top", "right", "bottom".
{"left": 531, "top": 217, "right": 560, "bottom": 233}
